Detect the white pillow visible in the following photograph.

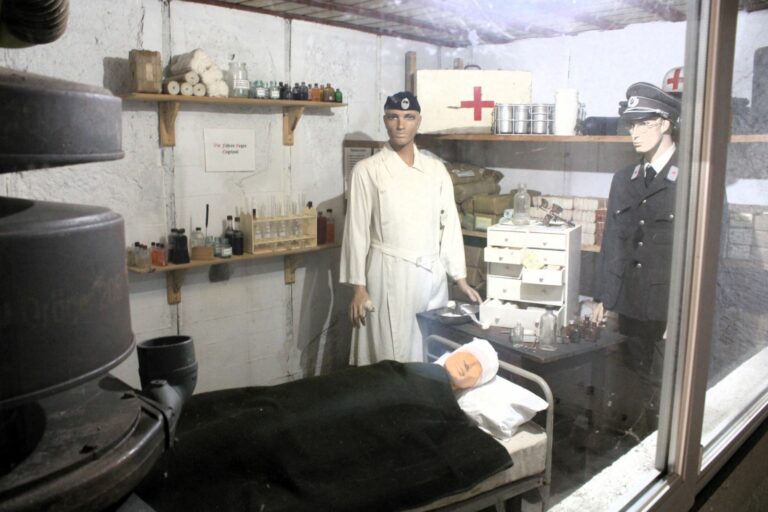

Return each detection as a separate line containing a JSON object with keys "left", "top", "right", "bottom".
{"left": 456, "top": 375, "right": 549, "bottom": 439}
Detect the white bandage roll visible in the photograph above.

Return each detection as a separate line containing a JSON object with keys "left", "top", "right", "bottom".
{"left": 554, "top": 88, "right": 579, "bottom": 135}
{"left": 192, "top": 83, "right": 206, "bottom": 97}
{"left": 200, "top": 66, "right": 223, "bottom": 86}
{"left": 206, "top": 79, "right": 229, "bottom": 97}
{"left": 163, "top": 80, "right": 180, "bottom": 95}
{"left": 166, "top": 71, "right": 199, "bottom": 85}
{"left": 180, "top": 81, "right": 194, "bottom": 96}
{"left": 169, "top": 48, "right": 212, "bottom": 75}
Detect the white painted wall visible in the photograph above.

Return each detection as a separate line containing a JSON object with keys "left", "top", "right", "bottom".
{"left": 2, "top": 2, "right": 766, "bottom": 393}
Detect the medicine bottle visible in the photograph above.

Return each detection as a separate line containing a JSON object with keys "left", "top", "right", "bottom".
{"left": 325, "top": 209, "right": 335, "bottom": 244}
{"left": 537, "top": 308, "right": 557, "bottom": 347}
{"left": 317, "top": 210, "right": 327, "bottom": 244}
{"left": 513, "top": 183, "right": 531, "bottom": 225}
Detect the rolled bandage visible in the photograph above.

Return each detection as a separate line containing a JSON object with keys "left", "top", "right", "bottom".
{"left": 169, "top": 48, "right": 212, "bottom": 75}
{"left": 192, "top": 83, "right": 206, "bottom": 97}
{"left": 206, "top": 79, "right": 229, "bottom": 97}
{"left": 163, "top": 80, "right": 180, "bottom": 96}
{"left": 180, "top": 82, "right": 194, "bottom": 96}
{"left": 363, "top": 299, "right": 375, "bottom": 313}
{"left": 200, "top": 66, "right": 223, "bottom": 86}
{"left": 166, "top": 71, "right": 199, "bottom": 85}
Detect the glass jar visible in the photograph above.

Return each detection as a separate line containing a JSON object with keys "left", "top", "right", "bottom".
{"left": 538, "top": 308, "right": 558, "bottom": 347}
{"left": 513, "top": 183, "right": 531, "bottom": 225}
{"left": 229, "top": 62, "right": 250, "bottom": 98}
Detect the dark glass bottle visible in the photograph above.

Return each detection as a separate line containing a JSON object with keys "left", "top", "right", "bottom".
{"left": 174, "top": 228, "right": 190, "bottom": 264}
{"left": 334, "top": 88, "right": 343, "bottom": 103}
{"left": 317, "top": 210, "right": 327, "bottom": 244}
{"left": 233, "top": 216, "right": 244, "bottom": 255}
{"left": 225, "top": 215, "right": 234, "bottom": 246}
{"left": 292, "top": 82, "right": 301, "bottom": 99}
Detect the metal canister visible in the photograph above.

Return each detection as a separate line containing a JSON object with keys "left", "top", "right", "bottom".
{"left": 492, "top": 103, "right": 514, "bottom": 134}
{"left": 531, "top": 103, "right": 552, "bottom": 134}
{"left": 512, "top": 104, "right": 531, "bottom": 134}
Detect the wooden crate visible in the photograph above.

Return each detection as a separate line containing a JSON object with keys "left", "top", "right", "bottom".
{"left": 129, "top": 49, "right": 162, "bottom": 93}
{"left": 241, "top": 207, "right": 318, "bottom": 254}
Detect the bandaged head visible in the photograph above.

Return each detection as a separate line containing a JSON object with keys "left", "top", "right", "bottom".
{"left": 437, "top": 338, "right": 499, "bottom": 389}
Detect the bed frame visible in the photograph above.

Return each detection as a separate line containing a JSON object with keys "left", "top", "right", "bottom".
{"left": 419, "top": 335, "right": 554, "bottom": 512}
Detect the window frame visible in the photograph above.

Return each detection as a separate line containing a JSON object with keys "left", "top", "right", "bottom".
{"left": 616, "top": 1, "right": 768, "bottom": 510}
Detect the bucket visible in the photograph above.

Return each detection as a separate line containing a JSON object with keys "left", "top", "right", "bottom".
{"left": 492, "top": 104, "right": 514, "bottom": 134}
{"left": 512, "top": 104, "right": 531, "bottom": 134}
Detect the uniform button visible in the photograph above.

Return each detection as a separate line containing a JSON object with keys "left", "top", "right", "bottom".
{"left": 638, "top": 241, "right": 644, "bottom": 247}
{"left": 615, "top": 209, "right": 621, "bottom": 214}
{"left": 636, "top": 262, "right": 643, "bottom": 268}
{"left": 639, "top": 219, "right": 645, "bottom": 225}
{"left": 669, "top": 214, "right": 674, "bottom": 219}
{"left": 642, "top": 199, "right": 647, "bottom": 204}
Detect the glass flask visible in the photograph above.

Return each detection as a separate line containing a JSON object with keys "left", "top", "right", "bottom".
{"left": 513, "top": 183, "right": 531, "bottom": 225}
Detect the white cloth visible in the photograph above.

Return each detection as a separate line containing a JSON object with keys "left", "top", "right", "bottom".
{"left": 340, "top": 144, "right": 467, "bottom": 365}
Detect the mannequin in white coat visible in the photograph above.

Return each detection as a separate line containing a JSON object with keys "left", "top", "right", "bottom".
{"left": 340, "top": 92, "right": 481, "bottom": 365}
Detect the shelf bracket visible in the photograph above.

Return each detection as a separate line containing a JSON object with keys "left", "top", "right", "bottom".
{"left": 159, "top": 101, "right": 180, "bottom": 147}
{"left": 284, "top": 254, "right": 297, "bottom": 284}
{"left": 282, "top": 106, "right": 305, "bottom": 146}
{"left": 166, "top": 269, "right": 186, "bottom": 305}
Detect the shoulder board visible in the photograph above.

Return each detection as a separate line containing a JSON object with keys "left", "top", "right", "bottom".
{"left": 630, "top": 164, "right": 641, "bottom": 180}
{"left": 667, "top": 165, "right": 679, "bottom": 182}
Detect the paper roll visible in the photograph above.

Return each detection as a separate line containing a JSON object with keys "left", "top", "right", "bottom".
{"left": 192, "top": 83, "right": 206, "bottom": 97}
{"left": 163, "top": 80, "right": 180, "bottom": 95}
{"left": 554, "top": 88, "right": 579, "bottom": 135}
{"left": 180, "top": 81, "right": 194, "bottom": 96}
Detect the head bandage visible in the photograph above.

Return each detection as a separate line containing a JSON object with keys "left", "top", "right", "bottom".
{"left": 436, "top": 338, "right": 499, "bottom": 387}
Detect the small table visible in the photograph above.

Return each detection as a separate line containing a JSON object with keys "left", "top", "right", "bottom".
{"left": 417, "top": 309, "right": 627, "bottom": 428}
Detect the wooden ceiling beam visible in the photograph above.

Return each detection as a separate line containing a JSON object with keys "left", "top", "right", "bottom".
{"left": 182, "top": 0, "right": 464, "bottom": 46}
{"left": 625, "top": 0, "right": 686, "bottom": 22}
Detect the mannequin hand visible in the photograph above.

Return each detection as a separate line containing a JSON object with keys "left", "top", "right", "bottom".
{"left": 456, "top": 278, "right": 482, "bottom": 303}
{"left": 349, "top": 285, "right": 375, "bottom": 328}
{"left": 591, "top": 302, "right": 605, "bottom": 325}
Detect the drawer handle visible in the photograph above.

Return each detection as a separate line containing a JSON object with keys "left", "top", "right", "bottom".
{"left": 539, "top": 277, "right": 544, "bottom": 283}
{"left": 499, "top": 256, "right": 504, "bottom": 261}
{"left": 542, "top": 241, "right": 548, "bottom": 246}
{"left": 502, "top": 289, "right": 507, "bottom": 293}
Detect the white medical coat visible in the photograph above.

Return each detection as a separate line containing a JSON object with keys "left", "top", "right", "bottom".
{"left": 340, "top": 143, "right": 467, "bottom": 365}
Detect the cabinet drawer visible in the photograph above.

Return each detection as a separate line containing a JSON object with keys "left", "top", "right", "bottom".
{"left": 522, "top": 268, "right": 563, "bottom": 286}
{"left": 489, "top": 262, "right": 522, "bottom": 278}
{"left": 485, "top": 247, "right": 521, "bottom": 264}
{"left": 487, "top": 229, "right": 527, "bottom": 248}
{"left": 526, "top": 232, "right": 566, "bottom": 250}
{"left": 520, "top": 283, "right": 563, "bottom": 304}
{"left": 487, "top": 275, "right": 522, "bottom": 301}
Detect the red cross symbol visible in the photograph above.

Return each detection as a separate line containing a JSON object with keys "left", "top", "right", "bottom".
{"left": 460, "top": 86, "right": 494, "bottom": 121}
{"left": 666, "top": 68, "right": 683, "bottom": 91}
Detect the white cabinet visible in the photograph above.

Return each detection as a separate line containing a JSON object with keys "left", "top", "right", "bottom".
{"left": 480, "top": 223, "right": 581, "bottom": 331}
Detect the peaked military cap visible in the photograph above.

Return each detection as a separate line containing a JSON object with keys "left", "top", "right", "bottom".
{"left": 384, "top": 91, "right": 421, "bottom": 112}
{"left": 619, "top": 82, "right": 681, "bottom": 125}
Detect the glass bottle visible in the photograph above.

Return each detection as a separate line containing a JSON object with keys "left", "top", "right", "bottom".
{"left": 283, "top": 81, "right": 293, "bottom": 100}
{"left": 168, "top": 229, "right": 178, "bottom": 264}
{"left": 252, "top": 208, "right": 262, "bottom": 240}
{"left": 224, "top": 215, "right": 234, "bottom": 246}
{"left": 269, "top": 81, "right": 280, "bottom": 99}
{"left": 229, "top": 62, "right": 250, "bottom": 98}
{"left": 513, "top": 183, "right": 532, "bottom": 225}
{"left": 317, "top": 210, "right": 327, "bottom": 244}
{"left": 334, "top": 88, "right": 343, "bottom": 103}
{"left": 325, "top": 208, "right": 335, "bottom": 244}
{"left": 292, "top": 82, "right": 301, "bottom": 100}
{"left": 219, "top": 237, "right": 232, "bottom": 258}
{"left": 300, "top": 81, "right": 309, "bottom": 100}
{"left": 233, "top": 216, "right": 244, "bottom": 255}
{"left": 174, "top": 229, "right": 190, "bottom": 264}
{"left": 191, "top": 227, "right": 205, "bottom": 248}
{"left": 538, "top": 308, "right": 557, "bottom": 347}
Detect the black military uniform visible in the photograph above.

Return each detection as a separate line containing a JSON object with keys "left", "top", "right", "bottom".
{"left": 597, "top": 82, "right": 681, "bottom": 430}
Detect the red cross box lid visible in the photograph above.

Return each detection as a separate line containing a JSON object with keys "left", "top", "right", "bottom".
{"left": 415, "top": 70, "right": 532, "bottom": 133}
{"left": 662, "top": 66, "right": 684, "bottom": 94}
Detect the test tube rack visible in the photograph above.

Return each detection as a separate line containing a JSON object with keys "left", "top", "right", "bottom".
{"left": 241, "top": 207, "right": 318, "bottom": 254}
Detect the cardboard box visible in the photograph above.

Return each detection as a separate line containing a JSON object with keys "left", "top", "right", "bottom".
{"left": 129, "top": 49, "right": 162, "bottom": 93}
{"left": 416, "top": 70, "right": 532, "bottom": 133}
{"left": 464, "top": 245, "right": 484, "bottom": 268}
{"left": 472, "top": 194, "right": 515, "bottom": 215}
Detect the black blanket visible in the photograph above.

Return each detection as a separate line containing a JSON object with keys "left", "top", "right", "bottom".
{"left": 137, "top": 361, "right": 512, "bottom": 511}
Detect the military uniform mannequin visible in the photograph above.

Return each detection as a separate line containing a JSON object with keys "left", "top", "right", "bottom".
{"left": 595, "top": 82, "right": 682, "bottom": 430}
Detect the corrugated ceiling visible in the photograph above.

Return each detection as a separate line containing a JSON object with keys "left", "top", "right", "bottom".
{"left": 182, "top": 0, "right": 768, "bottom": 47}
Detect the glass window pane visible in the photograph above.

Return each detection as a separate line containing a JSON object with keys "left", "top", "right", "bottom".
{"left": 703, "top": 9, "right": 768, "bottom": 456}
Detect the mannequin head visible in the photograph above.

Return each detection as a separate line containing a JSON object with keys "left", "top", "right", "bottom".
{"left": 437, "top": 338, "right": 499, "bottom": 390}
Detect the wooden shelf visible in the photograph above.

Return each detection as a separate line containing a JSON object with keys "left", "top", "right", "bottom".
{"left": 462, "top": 229, "right": 600, "bottom": 252}
{"left": 418, "top": 133, "right": 768, "bottom": 144}
{"left": 129, "top": 242, "right": 340, "bottom": 304}
{"left": 121, "top": 93, "right": 346, "bottom": 147}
